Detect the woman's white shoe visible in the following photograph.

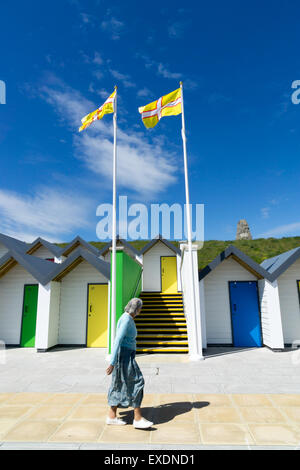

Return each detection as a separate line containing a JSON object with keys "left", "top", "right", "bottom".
{"left": 106, "top": 417, "right": 127, "bottom": 425}
{"left": 133, "top": 417, "right": 153, "bottom": 429}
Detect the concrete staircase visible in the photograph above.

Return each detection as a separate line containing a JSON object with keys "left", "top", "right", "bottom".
{"left": 135, "top": 292, "right": 189, "bottom": 353}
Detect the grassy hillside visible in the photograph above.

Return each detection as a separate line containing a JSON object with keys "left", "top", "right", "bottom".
{"left": 57, "top": 237, "right": 300, "bottom": 270}
{"left": 195, "top": 237, "right": 300, "bottom": 269}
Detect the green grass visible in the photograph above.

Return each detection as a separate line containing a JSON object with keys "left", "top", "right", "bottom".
{"left": 56, "top": 237, "right": 300, "bottom": 270}
{"left": 195, "top": 237, "right": 300, "bottom": 269}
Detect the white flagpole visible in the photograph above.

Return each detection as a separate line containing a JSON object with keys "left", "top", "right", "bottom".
{"left": 111, "top": 85, "right": 117, "bottom": 352}
{"left": 180, "top": 81, "right": 201, "bottom": 360}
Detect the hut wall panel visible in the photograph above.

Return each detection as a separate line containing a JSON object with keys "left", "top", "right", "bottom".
{"left": 258, "top": 279, "right": 284, "bottom": 349}
{"left": 48, "top": 281, "right": 61, "bottom": 348}
{"left": 30, "top": 246, "right": 55, "bottom": 259}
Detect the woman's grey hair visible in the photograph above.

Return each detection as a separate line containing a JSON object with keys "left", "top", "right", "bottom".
{"left": 125, "top": 298, "right": 143, "bottom": 315}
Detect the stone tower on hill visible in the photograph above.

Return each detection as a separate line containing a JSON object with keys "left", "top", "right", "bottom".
{"left": 236, "top": 219, "right": 252, "bottom": 240}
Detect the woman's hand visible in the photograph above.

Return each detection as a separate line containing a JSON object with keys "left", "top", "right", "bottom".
{"left": 106, "top": 365, "right": 114, "bottom": 375}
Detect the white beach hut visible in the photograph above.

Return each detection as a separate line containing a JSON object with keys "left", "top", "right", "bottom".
{"left": 59, "top": 235, "right": 102, "bottom": 260}
{"left": 199, "top": 245, "right": 270, "bottom": 348}
{"left": 139, "top": 235, "right": 181, "bottom": 293}
{"left": 35, "top": 247, "right": 110, "bottom": 351}
{"left": 99, "top": 237, "right": 141, "bottom": 263}
{"left": 260, "top": 247, "right": 300, "bottom": 347}
{"left": 0, "top": 250, "right": 55, "bottom": 347}
{"left": 26, "top": 237, "right": 64, "bottom": 263}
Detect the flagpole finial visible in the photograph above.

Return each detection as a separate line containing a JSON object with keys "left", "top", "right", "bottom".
{"left": 180, "top": 81, "right": 183, "bottom": 86}
{"left": 114, "top": 85, "right": 117, "bottom": 90}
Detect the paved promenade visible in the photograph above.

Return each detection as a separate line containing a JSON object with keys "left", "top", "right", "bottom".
{"left": 0, "top": 347, "right": 299, "bottom": 449}
{"left": 0, "top": 346, "right": 299, "bottom": 394}
{"left": 0, "top": 392, "right": 300, "bottom": 448}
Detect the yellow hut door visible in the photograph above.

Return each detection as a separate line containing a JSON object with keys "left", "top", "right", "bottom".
{"left": 87, "top": 284, "right": 108, "bottom": 347}
{"left": 161, "top": 257, "right": 178, "bottom": 293}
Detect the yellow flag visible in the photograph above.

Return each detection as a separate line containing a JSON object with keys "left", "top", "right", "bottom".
{"left": 138, "top": 88, "right": 182, "bottom": 129}
{"left": 79, "top": 89, "right": 116, "bottom": 132}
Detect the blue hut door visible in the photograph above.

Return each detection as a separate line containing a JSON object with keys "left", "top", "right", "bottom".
{"left": 229, "top": 281, "right": 262, "bottom": 347}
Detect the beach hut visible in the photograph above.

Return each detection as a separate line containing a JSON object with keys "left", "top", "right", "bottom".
{"left": 59, "top": 236, "right": 102, "bottom": 260}
{"left": 26, "top": 237, "right": 63, "bottom": 263}
{"left": 199, "top": 245, "right": 269, "bottom": 348}
{"left": 0, "top": 250, "right": 55, "bottom": 347}
{"left": 261, "top": 247, "right": 300, "bottom": 347}
{"left": 40, "top": 247, "right": 110, "bottom": 349}
{"left": 99, "top": 237, "right": 141, "bottom": 263}
{"left": 139, "top": 235, "right": 181, "bottom": 293}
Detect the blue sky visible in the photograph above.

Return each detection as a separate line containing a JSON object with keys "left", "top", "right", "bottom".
{"left": 1, "top": 0, "right": 300, "bottom": 242}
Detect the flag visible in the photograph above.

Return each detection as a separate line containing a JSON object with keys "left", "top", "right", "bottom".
{"left": 138, "top": 88, "right": 182, "bottom": 129}
{"left": 79, "top": 89, "right": 116, "bottom": 132}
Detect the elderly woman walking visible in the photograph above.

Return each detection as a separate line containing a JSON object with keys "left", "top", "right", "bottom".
{"left": 106, "top": 297, "right": 153, "bottom": 429}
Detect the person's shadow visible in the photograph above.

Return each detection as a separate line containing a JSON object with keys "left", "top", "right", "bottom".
{"left": 119, "top": 401, "right": 210, "bottom": 430}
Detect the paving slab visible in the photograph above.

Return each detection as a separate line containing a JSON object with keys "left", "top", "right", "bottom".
{"left": 0, "top": 392, "right": 299, "bottom": 447}
{"left": 0, "top": 347, "right": 299, "bottom": 448}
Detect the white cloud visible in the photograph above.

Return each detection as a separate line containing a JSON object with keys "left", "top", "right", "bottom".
{"left": 135, "top": 53, "right": 155, "bottom": 69}
{"left": 97, "top": 89, "right": 110, "bottom": 99}
{"left": 39, "top": 77, "right": 178, "bottom": 198}
{"left": 80, "top": 12, "right": 93, "bottom": 24}
{"left": 89, "top": 84, "right": 109, "bottom": 100}
{"left": 137, "top": 87, "right": 152, "bottom": 98}
{"left": 101, "top": 16, "right": 124, "bottom": 40}
{"left": 157, "top": 63, "right": 182, "bottom": 80}
{"left": 270, "top": 198, "right": 279, "bottom": 205}
{"left": 136, "top": 54, "right": 197, "bottom": 86}
{"left": 88, "top": 83, "right": 95, "bottom": 94}
{"left": 207, "top": 92, "right": 232, "bottom": 104}
{"left": 93, "top": 70, "right": 104, "bottom": 80}
{"left": 261, "top": 207, "right": 270, "bottom": 219}
{"left": 80, "top": 51, "right": 91, "bottom": 63}
{"left": 0, "top": 187, "right": 92, "bottom": 242}
{"left": 183, "top": 79, "right": 198, "bottom": 90}
{"left": 109, "top": 69, "right": 127, "bottom": 81}
{"left": 79, "top": 51, "right": 104, "bottom": 80}
{"left": 109, "top": 69, "right": 135, "bottom": 88}
{"left": 258, "top": 222, "right": 300, "bottom": 238}
{"left": 40, "top": 79, "right": 93, "bottom": 124}
{"left": 81, "top": 51, "right": 103, "bottom": 66}
{"left": 168, "top": 21, "right": 186, "bottom": 38}
{"left": 93, "top": 52, "right": 103, "bottom": 65}
{"left": 136, "top": 55, "right": 182, "bottom": 80}
{"left": 75, "top": 130, "right": 177, "bottom": 195}
{"left": 3, "top": 229, "right": 59, "bottom": 244}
